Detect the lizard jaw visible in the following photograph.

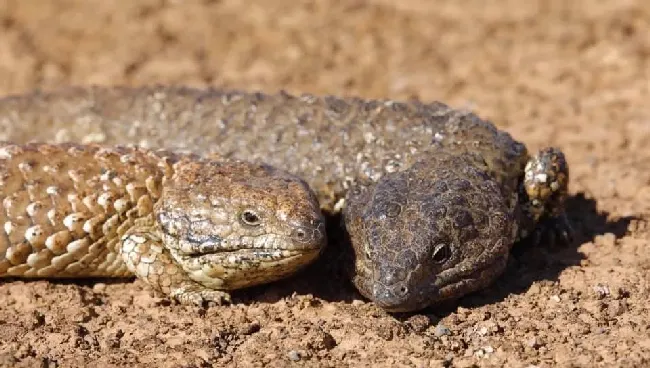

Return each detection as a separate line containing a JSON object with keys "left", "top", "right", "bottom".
{"left": 177, "top": 248, "right": 322, "bottom": 290}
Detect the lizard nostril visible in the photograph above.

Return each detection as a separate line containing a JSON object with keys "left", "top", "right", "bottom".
{"left": 291, "top": 226, "right": 313, "bottom": 243}
{"left": 398, "top": 285, "right": 408, "bottom": 296}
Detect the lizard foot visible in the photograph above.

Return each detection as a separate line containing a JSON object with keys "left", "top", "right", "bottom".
{"left": 170, "top": 284, "right": 232, "bottom": 307}
{"left": 121, "top": 230, "right": 232, "bottom": 306}
{"left": 529, "top": 212, "right": 575, "bottom": 248}
{"left": 521, "top": 147, "right": 574, "bottom": 247}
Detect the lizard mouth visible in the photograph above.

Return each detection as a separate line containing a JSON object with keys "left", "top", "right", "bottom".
{"left": 172, "top": 244, "right": 322, "bottom": 291}
{"left": 187, "top": 247, "right": 320, "bottom": 261}
{"left": 168, "top": 234, "right": 324, "bottom": 270}
{"left": 430, "top": 240, "right": 510, "bottom": 308}
{"left": 179, "top": 232, "right": 324, "bottom": 257}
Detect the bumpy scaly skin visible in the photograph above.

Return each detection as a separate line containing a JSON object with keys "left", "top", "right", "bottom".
{"left": 521, "top": 147, "right": 572, "bottom": 246}
{"left": 0, "top": 86, "right": 571, "bottom": 312}
{"left": 0, "top": 142, "right": 325, "bottom": 306}
{"left": 345, "top": 145, "right": 571, "bottom": 311}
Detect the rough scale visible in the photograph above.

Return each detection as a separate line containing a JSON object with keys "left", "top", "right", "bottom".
{"left": 0, "top": 141, "right": 326, "bottom": 306}
{"left": 0, "top": 86, "right": 572, "bottom": 312}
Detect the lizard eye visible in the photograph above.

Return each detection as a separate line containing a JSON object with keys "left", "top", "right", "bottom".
{"left": 240, "top": 210, "right": 262, "bottom": 226}
{"left": 432, "top": 243, "right": 451, "bottom": 264}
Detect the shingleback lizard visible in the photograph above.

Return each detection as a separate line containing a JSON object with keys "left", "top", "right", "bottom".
{"left": 0, "top": 141, "right": 326, "bottom": 306}
{"left": 0, "top": 86, "right": 572, "bottom": 312}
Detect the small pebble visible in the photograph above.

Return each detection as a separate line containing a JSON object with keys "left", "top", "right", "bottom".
{"left": 434, "top": 324, "right": 451, "bottom": 337}
{"left": 239, "top": 321, "right": 261, "bottom": 335}
{"left": 615, "top": 287, "right": 630, "bottom": 299}
{"left": 526, "top": 336, "right": 543, "bottom": 349}
{"left": 406, "top": 314, "right": 431, "bottom": 333}
{"left": 287, "top": 350, "right": 301, "bottom": 362}
{"left": 31, "top": 310, "right": 46, "bottom": 328}
{"left": 473, "top": 345, "right": 494, "bottom": 358}
{"left": 593, "top": 284, "right": 610, "bottom": 299}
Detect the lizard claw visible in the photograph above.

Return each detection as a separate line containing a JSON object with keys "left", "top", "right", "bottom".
{"left": 530, "top": 213, "right": 575, "bottom": 248}
{"left": 554, "top": 213, "right": 575, "bottom": 246}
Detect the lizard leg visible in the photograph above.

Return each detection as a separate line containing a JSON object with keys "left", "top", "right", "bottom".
{"left": 520, "top": 147, "right": 574, "bottom": 247}
{"left": 120, "top": 231, "right": 231, "bottom": 306}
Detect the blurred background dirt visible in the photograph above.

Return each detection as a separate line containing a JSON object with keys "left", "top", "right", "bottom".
{"left": 0, "top": 0, "right": 649, "bottom": 367}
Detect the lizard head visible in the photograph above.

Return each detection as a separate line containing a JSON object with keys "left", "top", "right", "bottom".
{"left": 156, "top": 160, "right": 326, "bottom": 290}
{"left": 343, "top": 157, "right": 515, "bottom": 312}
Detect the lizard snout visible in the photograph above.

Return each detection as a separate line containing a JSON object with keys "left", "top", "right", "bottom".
{"left": 370, "top": 266, "right": 415, "bottom": 310}
{"left": 372, "top": 282, "right": 412, "bottom": 311}
{"left": 289, "top": 217, "right": 326, "bottom": 249}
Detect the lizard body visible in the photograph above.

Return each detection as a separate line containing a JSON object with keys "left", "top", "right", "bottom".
{"left": 0, "top": 141, "right": 325, "bottom": 305}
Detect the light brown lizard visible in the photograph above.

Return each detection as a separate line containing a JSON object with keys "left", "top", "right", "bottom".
{"left": 0, "top": 141, "right": 326, "bottom": 306}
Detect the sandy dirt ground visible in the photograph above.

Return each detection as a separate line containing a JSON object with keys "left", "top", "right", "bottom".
{"left": 0, "top": 0, "right": 649, "bottom": 367}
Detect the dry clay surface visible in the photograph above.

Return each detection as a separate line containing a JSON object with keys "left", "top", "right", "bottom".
{"left": 1, "top": 1, "right": 650, "bottom": 367}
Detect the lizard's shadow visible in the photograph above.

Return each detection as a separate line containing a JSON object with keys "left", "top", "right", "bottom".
{"left": 236, "top": 192, "right": 638, "bottom": 316}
